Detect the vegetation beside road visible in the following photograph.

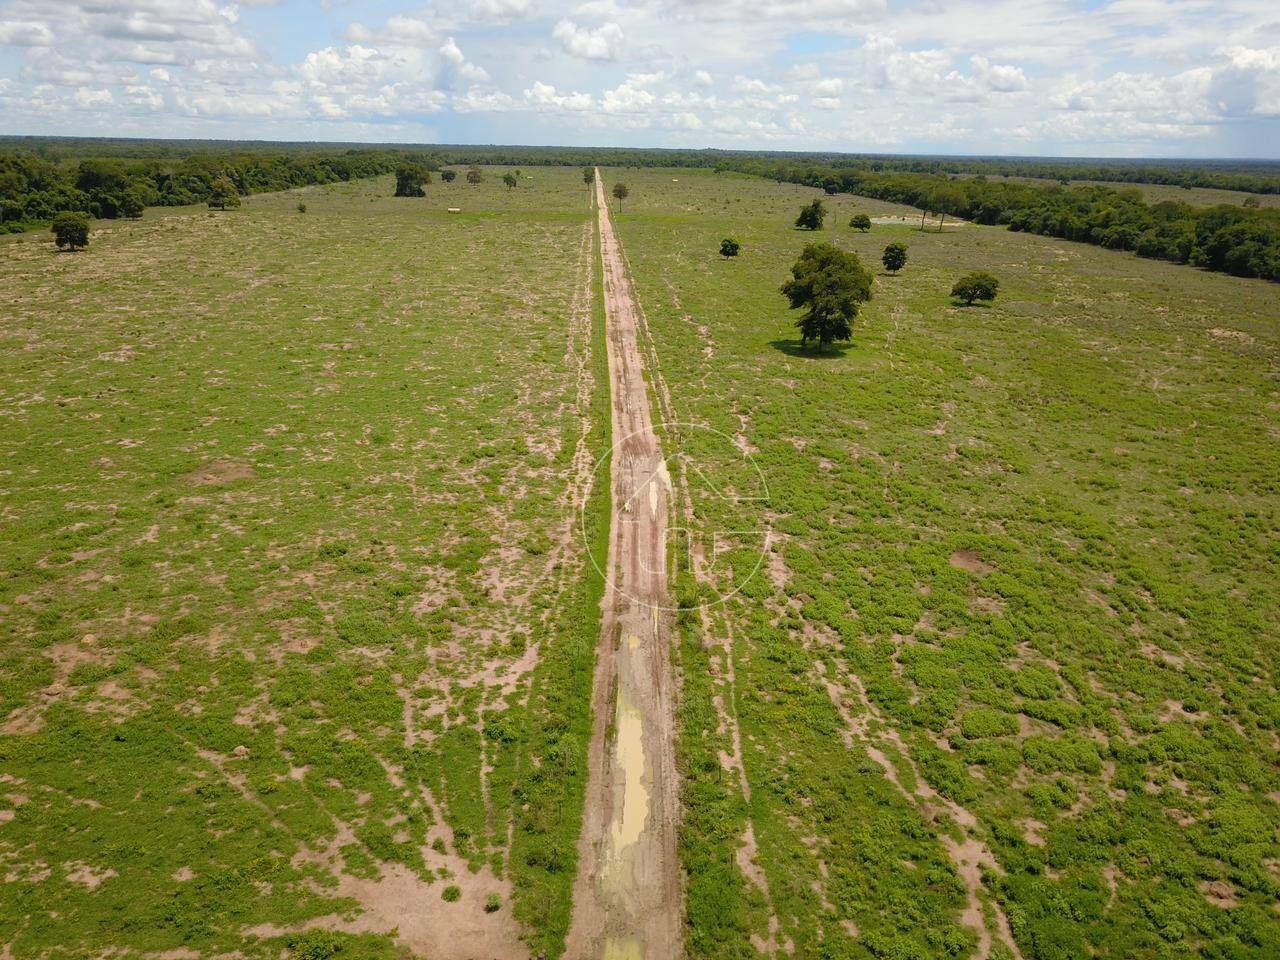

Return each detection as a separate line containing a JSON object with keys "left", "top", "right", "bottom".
{"left": 608, "top": 166, "right": 1280, "bottom": 959}
{"left": 0, "top": 168, "right": 604, "bottom": 959}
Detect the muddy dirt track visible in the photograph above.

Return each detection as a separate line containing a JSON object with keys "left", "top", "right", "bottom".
{"left": 564, "top": 171, "right": 681, "bottom": 960}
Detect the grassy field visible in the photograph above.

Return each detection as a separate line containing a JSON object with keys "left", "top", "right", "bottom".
{"left": 4, "top": 158, "right": 1278, "bottom": 960}
{"left": 606, "top": 167, "right": 1280, "bottom": 959}
{"left": 0, "top": 167, "right": 608, "bottom": 959}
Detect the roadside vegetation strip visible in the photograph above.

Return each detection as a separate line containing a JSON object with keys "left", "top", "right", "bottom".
{"left": 0, "top": 168, "right": 601, "bottom": 959}
{"left": 610, "top": 166, "right": 1280, "bottom": 959}
{"left": 508, "top": 213, "right": 613, "bottom": 959}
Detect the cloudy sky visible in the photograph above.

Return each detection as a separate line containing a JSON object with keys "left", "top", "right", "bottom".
{"left": 0, "top": 0, "right": 1277, "bottom": 156}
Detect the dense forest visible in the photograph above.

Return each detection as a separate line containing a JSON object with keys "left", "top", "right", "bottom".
{"left": 822, "top": 155, "right": 1280, "bottom": 195}
{"left": 0, "top": 141, "right": 431, "bottom": 231}
{"left": 4, "top": 137, "right": 1279, "bottom": 282}
{"left": 424, "top": 145, "right": 1280, "bottom": 196}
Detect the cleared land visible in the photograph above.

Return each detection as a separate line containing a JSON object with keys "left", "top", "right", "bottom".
{"left": 607, "top": 167, "right": 1280, "bottom": 959}
{"left": 3, "top": 159, "right": 1279, "bottom": 960}
{"left": 0, "top": 168, "right": 608, "bottom": 959}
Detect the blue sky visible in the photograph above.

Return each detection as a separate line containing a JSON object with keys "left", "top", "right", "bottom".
{"left": 1, "top": 0, "right": 1278, "bottom": 157}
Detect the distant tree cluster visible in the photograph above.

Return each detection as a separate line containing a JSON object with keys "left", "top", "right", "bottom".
{"left": 0, "top": 146, "right": 425, "bottom": 232}
{"left": 780, "top": 167, "right": 1280, "bottom": 282}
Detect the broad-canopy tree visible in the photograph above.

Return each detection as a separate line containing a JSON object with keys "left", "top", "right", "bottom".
{"left": 503, "top": 172, "right": 518, "bottom": 190}
{"left": 780, "top": 242, "right": 873, "bottom": 351}
{"left": 612, "top": 183, "right": 629, "bottom": 211}
{"left": 850, "top": 213, "right": 872, "bottom": 232}
{"left": 951, "top": 271, "right": 1000, "bottom": 304}
{"left": 882, "top": 242, "right": 908, "bottom": 274}
{"left": 208, "top": 177, "right": 241, "bottom": 210}
{"left": 394, "top": 163, "right": 429, "bottom": 197}
{"left": 466, "top": 165, "right": 484, "bottom": 185}
{"left": 441, "top": 169, "right": 457, "bottom": 183}
{"left": 51, "top": 211, "right": 90, "bottom": 251}
{"left": 720, "top": 238, "right": 740, "bottom": 257}
{"left": 796, "top": 199, "right": 826, "bottom": 230}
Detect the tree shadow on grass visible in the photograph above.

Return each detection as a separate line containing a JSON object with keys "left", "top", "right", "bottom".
{"left": 768, "top": 339, "right": 851, "bottom": 359}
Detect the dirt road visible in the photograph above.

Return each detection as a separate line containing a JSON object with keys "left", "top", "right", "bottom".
{"left": 564, "top": 171, "right": 681, "bottom": 960}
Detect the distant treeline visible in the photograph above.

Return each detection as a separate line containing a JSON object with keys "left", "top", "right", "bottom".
{"left": 830, "top": 156, "right": 1280, "bottom": 196}
{"left": 0, "top": 144, "right": 433, "bottom": 231}
{"left": 422, "top": 145, "right": 1280, "bottom": 196}
{"left": 4, "top": 137, "right": 1278, "bottom": 281}
{"left": 738, "top": 162, "right": 1280, "bottom": 282}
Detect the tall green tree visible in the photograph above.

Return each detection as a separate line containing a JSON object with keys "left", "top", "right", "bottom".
{"left": 780, "top": 242, "right": 873, "bottom": 351}
{"left": 796, "top": 199, "right": 826, "bottom": 230}
{"left": 51, "top": 211, "right": 90, "bottom": 251}
{"left": 882, "top": 242, "right": 908, "bottom": 274}
{"left": 394, "top": 163, "right": 429, "bottom": 197}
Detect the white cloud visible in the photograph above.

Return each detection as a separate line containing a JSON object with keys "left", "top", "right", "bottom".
{"left": 969, "top": 55, "right": 1029, "bottom": 92}
{"left": 124, "top": 84, "right": 164, "bottom": 108}
{"left": 344, "top": 16, "right": 436, "bottom": 46}
{"left": 439, "top": 37, "right": 490, "bottom": 83}
{"left": 73, "top": 87, "right": 114, "bottom": 107}
{"left": 467, "top": 0, "right": 536, "bottom": 22}
{"left": 552, "top": 19, "right": 624, "bottom": 60}
{"left": 0, "top": 0, "right": 1276, "bottom": 154}
{"left": 0, "top": 19, "right": 53, "bottom": 45}
{"left": 524, "top": 79, "right": 594, "bottom": 110}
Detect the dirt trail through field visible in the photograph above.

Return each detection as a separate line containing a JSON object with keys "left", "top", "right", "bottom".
{"left": 565, "top": 171, "right": 681, "bottom": 960}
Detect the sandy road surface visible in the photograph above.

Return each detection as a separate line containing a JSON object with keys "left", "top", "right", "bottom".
{"left": 564, "top": 171, "right": 681, "bottom": 960}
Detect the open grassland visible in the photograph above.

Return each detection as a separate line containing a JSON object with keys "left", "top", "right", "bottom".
{"left": 0, "top": 167, "right": 608, "bottom": 959}
{"left": 606, "top": 167, "right": 1280, "bottom": 959}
